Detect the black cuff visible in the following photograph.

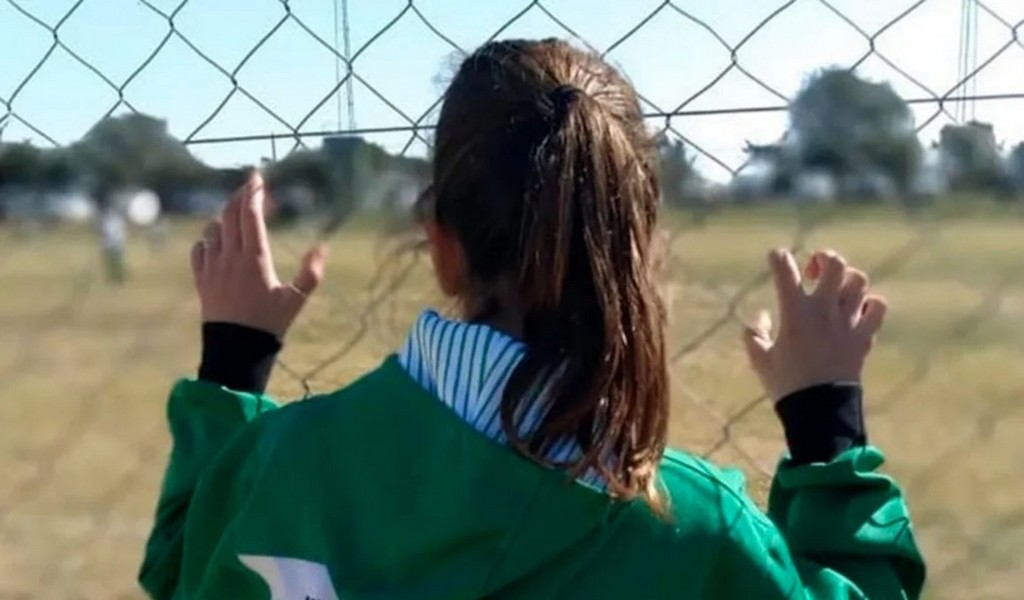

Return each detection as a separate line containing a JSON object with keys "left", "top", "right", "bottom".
{"left": 198, "top": 322, "right": 282, "bottom": 394}
{"left": 775, "top": 383, "right": 867, "bottom": 466}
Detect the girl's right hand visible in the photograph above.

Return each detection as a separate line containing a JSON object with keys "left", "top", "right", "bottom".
{"left": 742, "top": 249, "right": 887, "bottom": 402}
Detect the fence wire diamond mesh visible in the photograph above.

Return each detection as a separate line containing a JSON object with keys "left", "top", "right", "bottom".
{"left": 1, "top": 1, "right": 1024, "bottom": 598}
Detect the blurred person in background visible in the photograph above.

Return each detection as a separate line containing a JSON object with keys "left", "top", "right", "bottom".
{"left": 139, "top": 39, "right": 925, "bottom": 599}
{"left": 97, "top": 205, "right": 127, "bottom": 284}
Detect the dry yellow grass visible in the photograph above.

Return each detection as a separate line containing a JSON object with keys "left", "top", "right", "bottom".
{"left": 1, "top": 206, "right": 1023, "bottom": 599}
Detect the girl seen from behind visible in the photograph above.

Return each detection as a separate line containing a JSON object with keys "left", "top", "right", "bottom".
{"left": 139, "top": 38, "right": 925, "bottom": 599}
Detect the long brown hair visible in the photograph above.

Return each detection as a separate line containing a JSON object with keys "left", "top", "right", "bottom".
{"left": 429, "top": 39, "right": 669, "bottom": 510}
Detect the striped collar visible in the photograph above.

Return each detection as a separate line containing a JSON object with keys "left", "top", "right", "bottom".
{"left": 396, "top": 309, "right": 602, "bottom": 488}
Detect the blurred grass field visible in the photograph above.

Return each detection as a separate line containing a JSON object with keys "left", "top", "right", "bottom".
{"left": 1, "top": 206, "right": 1023, "bottom": 599}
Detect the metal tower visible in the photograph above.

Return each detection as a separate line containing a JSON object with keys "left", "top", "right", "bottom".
{"left": 333, "top": 0, "right": 356, "bottom": 131}
{"left": 956, "top": 0, "right": 979, "bottom": 122}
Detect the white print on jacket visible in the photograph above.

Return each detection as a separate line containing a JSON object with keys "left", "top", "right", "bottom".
{"left": 239, "top": 554, "right": 340, "bottom": 600}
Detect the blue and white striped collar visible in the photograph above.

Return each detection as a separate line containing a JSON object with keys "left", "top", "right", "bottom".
{"left": 397, "top": 309, "right": 528, "bottom": 441}
{"left": 396, "top": 309, "right": 602, "bottom": 487}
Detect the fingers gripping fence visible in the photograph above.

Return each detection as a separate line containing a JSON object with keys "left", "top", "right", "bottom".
{"left": 1, "top": 1, "right": 1024, "bottom": 598}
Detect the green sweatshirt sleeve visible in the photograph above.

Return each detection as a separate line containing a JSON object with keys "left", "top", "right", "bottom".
{"left": 138, "top": 379, "right": 280, "bottom": 600}
{"left": 713, "top": 446, "right": 926, "bottom": 600}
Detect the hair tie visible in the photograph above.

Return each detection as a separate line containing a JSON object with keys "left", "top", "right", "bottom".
{"left": 546, "top": 84, "right": 582, "bottom": 123}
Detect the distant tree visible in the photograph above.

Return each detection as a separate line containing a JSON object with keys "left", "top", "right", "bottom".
{"left": 937, "top": 121, "right": 1009, "bottom": 193}
{"left": 267, "top": 150, "right": 333, "bottom": 194}
{"left": 1008, "top": 142, "right": 1024, "bottom": 194}
{"left": 265, "top": 149, "right": 339, "bottom": 224}
{"left": 0, "top": 143, "right": 80, "bottom": 219}
{"left": 38, "top": 148, "right": 79, "bottom": 188}
{"left": 73, "top": 113, "right": 214, "bottom": 205}
{"left": 657, "top": 136, "right": 701, "bottom": 207}
{"left": 320, "top": 136, "right": 430, "bottom": 231}
{"left": 264, "top": 150, "right": 331, "bottom": 197}
{"left": 742, "top": 141, "right": 800, "bottom": 197}
{"left": 789, "top": 67, "right": 922, "bottom": 197}
{"left": 0, "top": 142, "right": 44, "bottom": 186}
{"left": 145, "top": 158, "right": 219, "bottom": 204}
{"left": 216, "top": 167, "right": 253, "bottom": 192}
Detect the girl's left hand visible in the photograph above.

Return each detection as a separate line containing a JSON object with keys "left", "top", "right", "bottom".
{"left": 190, "top": 171, "right": 327, "bottom": 339}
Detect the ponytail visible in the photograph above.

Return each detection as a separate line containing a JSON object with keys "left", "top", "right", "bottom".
{"left": 500, "top": 82, "right": 670, "bottom": 512}
{"left": 433, "top": 38, "right": 670, "bottom": 513}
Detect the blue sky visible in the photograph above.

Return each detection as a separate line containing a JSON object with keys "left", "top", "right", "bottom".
{"left": 1, "top": 0, "right": 1023, "bottom": 181}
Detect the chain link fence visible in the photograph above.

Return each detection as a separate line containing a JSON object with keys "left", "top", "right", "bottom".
{"left": 2, "top": 1, "right": 1024, "bottom": 598}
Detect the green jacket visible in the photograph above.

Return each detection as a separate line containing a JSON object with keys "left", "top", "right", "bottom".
{"left": 139, "top": 355, "right": 925, "bottom": 599}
